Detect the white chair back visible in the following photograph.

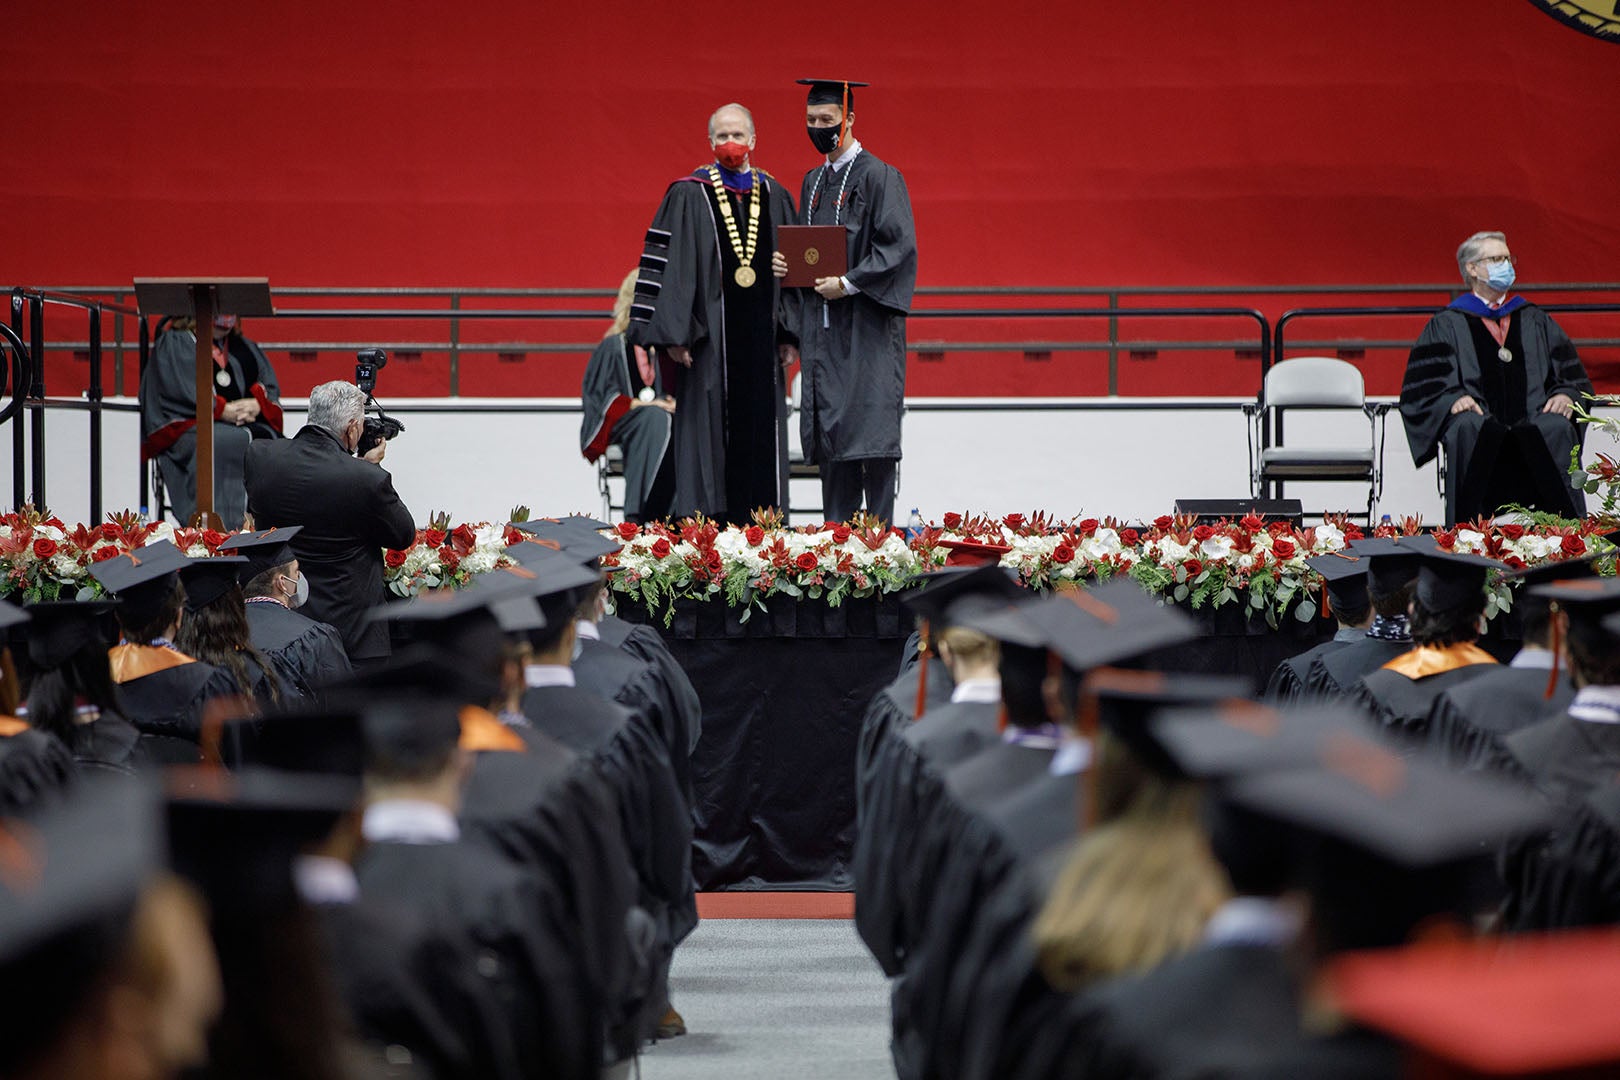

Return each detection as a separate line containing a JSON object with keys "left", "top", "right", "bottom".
{"left": 1264, "top": 355, "right": 1364, "bottom": 409}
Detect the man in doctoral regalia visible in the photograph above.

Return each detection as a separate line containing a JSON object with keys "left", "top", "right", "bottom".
{"left": 627, "top": 103, "right": 797, "bottom": 525}
{"left": 1399, "top": 231, "right": 1591, "bottom": 524}
{"left": 773, "top": 78, "right": 918, "bottom": 526}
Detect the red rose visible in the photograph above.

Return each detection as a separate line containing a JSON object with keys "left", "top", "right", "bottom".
{"left": 795, "top": 552, "right": 819, "bottom": 571}
{"left": 384, "top": 549, "right": 407, "bottom": 569}
{"left": 1004, "top": 514, "right": 1025, "bottom": 530}
{"left": 745, "top": 525, "right": 765, "bottom": 546}
{"left": 1267, "top": 521, "right": 1292, "bottom": 537}
{"left": 1503, "top": 554, "right": 1528, "bottom": 570}
{"left": 423, "top": 528, "right": 446, "bottom": 547}
{"left": 1153, "top": 515, "right": 1174, "bottom": 530}
{"left": 31, "top": 538, "right": 57, "bottom": 559}
{"left": 1498, "top": 524, "right": 1526, "bottom": 540}
{"left": 650, "top": 538, "right": 672, "bottom": 559}
{"left": 832, "top": 525, "right": 852, "bottom": 545}
{"left": 1119, "top": 528, "right": 1140, "bottom": 546}
{"left": 942, "top": 512, "right": 963, "bottom": 530}
{"left": 1192, "top": 525, "right": 1215, "bottom": 542}
{"left": 1183, "top": 558, "right": 1203, "bottom": 577}
{"left": 1077, "top": 518, "right": 1099, "bottom": 537}
{"left": 1051, "top": 542, "right": 1076, "bottom": 565}
{"left": 201, "top": 529, "right": 228, "bottom": 550}
{"left": 1562, "top": 534, "right": 1587, "bottom": 557}
{"left": 1240, "top": 513, "right": 1264, "bottom": 532}
{"left": 438, "top": 547, "right": 461, "bottom": 571}
{"left": 616, "top": 521, "right": 639, "bottom": 540}
{"left": 1272, "top": 538, "right": 1296, "bottom": 560}
{"left": 100, "top": 522, "right": 122, "bottom": 541}
{"left": 92, "top": 545, "right": 120, "bottom": 562}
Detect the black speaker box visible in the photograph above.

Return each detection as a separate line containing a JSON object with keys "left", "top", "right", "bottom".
{"left": 1172, "top": 498, "right": 1303, "bottom": 525}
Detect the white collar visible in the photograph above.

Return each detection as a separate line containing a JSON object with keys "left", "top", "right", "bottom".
{"left": 1203, "top": 897, "right": 1302, "bottom": 948}
{"left": 1048, "top": 734, "right": 1092, "bottom": 777}
{"left": 293, "top": 855, "right": 360, "bottom": 905}
{"left": 1471, "top": 287, "right": 1511, "bottom": 310}
{"left": 362, "top": 799, "right": 460, "bottom": 845}
{"left": 828, "top": 139, "right": 863, "bottom": 173}
{"left": 1509, "top": 647, "right": 1556, "bottom": 671}
{"left": 950, "top": 678, "right": 1001, "bottom": 705}
{"left": 524, "top": 663, "right": 575, "bottom": 689}
{"left": 1568, "top": 685, "right": 1620, "bottom": 724}
{"left": 575, "top": 619, "right": 602, "bottom": 642}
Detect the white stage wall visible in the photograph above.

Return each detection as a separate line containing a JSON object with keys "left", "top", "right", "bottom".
{"left": 11, "top": 397, "right": 1618, "bottom": 528}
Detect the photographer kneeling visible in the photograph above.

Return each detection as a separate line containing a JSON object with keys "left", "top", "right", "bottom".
{"left": 245, "top": 379, "right": 415, "bottom": 668}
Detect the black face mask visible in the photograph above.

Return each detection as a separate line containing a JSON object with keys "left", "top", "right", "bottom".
{"left": 808, "top": 124, "right": 841, "bottom": 155}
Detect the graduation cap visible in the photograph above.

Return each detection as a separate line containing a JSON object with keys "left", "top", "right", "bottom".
{"left": 0, "top": 776, "right": 162, "bottom": 1069}
{"left": 798, "top": 77, "right": 868, "bottom": 108}
{"left": 1344, "top": 537, "right": 1423, "bottom": 599}
{"left": 1084, "top": 668, "right": 1255, "bottom": 777}
{"left": 237, "top": 704, "right": 367, "bottom": 783}
{"left": 959, "top": 579, "right": 1201, "bottom": 674}
{"left": 1305, "top": 551, "right": 1370, "bottom": 617}
{"left": 1150, "top": 700, "right": 1381, "bottom": 780}
{"left": 510, "top": 520, "right": 622, "bottom": 567}
{"left": 179, "top": 556, "right": 250, "bottom": 612}
{"left": 216, "top": 526, "right": 302, "bottom": 583}
{"left": 901, "top": 564, "right": 1025, "bottom": 625}
{"left": 1328, "top": 930, "right": 1620, "bottom": 1077}
{"left": 501, "top": 543, "right": 607, "bottom": 624}
{"left": 0, "top": 600, "right": 26, "bottom": 636}
{"left": 166, "top": 766, "right": 358, "bottom": 913}
{"left": 15, "top": 600, "right": 118, "bottom": 671}
{"left": 1411, "top": 547, "right": 1500, "bottom": 613}
{"left": 326, "top": 643, "right": 498, "bottom": 712}
{"left": 85, "top": 539, "right": 190, "bottom": 597}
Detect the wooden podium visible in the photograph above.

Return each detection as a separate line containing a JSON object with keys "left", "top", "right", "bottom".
{"left": 133, "top": 278, "right": 274, "bottom": 529}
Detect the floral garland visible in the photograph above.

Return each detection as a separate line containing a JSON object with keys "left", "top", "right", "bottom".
{"left": 2, "top": 506, "right": 1610, "bottom": 627}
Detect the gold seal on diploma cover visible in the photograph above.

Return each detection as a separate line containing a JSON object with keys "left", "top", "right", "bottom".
{"left": 805, "top": 247, "right": 821, "bottom": 266}
{"left": 734, "top": 266, "right": 757, "bottom": 288}
{"left": 1526, "top": 0, "right": 1620, "bottom": 41}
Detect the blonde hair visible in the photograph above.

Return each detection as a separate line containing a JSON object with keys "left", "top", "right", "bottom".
{"left": 1029, "top": 734, "right": 1230, "bottom": 992}
{"left": 607, "top": 268, "right": 640, "bottom": 338}
{"left": 937, "top": 626, "right": 998, "bottom": 671}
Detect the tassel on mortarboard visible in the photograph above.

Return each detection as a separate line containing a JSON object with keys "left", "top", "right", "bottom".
{"left": 913, "top": 619, "right": 931, "bottom": 721}
{"left": 1546, "top": 603, "right": 1563, "bottom": 701}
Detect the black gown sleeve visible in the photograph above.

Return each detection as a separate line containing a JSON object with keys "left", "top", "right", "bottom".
{"left": 845, "top": 162, "right": 918, "bottom": 315}
{"left": 626, "top": 181, "right": 710, "bottom": 352}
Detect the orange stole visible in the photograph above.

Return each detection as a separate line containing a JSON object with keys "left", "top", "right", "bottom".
{"left": 1380, "top": 642, "right": 1499, "bottom": 680}
{"left": 108, "top": 644, "right": 197, "bottom": 684}
{"left": 458, "top": 705, "right": 526, "bottom": 753}
{"left": 0, "top": 717, "right": 27, "bottom": 737}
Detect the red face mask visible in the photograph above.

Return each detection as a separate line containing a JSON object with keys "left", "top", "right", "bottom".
{"left": 715, "top": 140, "right": 749, "bottom": 170}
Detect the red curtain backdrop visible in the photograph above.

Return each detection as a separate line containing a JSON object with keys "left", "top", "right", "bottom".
{"left": 5, "top": 1, "right": 1617, "bottom": 396}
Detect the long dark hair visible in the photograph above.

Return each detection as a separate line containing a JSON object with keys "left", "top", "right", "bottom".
{"left": 175, "top": 586, "right": 283, "bottom": 706}
{"left": 21, "top": 645, "right": 123, "bottom": 744}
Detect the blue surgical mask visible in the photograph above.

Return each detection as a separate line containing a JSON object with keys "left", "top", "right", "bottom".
{"left": 1485, "top": 261, "right": 1515, "bottom": 292}
{"left": 283, "top": 571, "right": 309, "bottom": 609}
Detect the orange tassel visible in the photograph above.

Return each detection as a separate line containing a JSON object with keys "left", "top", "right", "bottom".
{"left": 1546, "top": 605, "right": 1562, "bottom": 701}
{"left": 913, "top": 619, "right": 931, "bottom": 720}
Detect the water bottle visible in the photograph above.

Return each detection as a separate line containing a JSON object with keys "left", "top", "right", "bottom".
{"left": 906, "top": 508, "right": 924, "bottom": 539}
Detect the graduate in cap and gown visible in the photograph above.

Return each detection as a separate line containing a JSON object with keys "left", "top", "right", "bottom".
{"left": 0, "top": 776, "right": 223, "bottom": 1080}
{"left": 87, "top": 541, "right": 241, "bottom": 764}
{"left": 0, "top": 601, "right": 76, "bottom": 811}
{"left": 773, "top": 78, "right": 918, "bottom": 525}
{"left": 1304, "top": 538, "right": 1422, "bottom": 699}
{"left": 1348, "top": 544, "right": 1502, "bottom": 744}
{"left": 11, "top": 597, "right": 147, "bottom": 776}
{"left": 1424, "top": 556, "right": 1585, "bottom": 771}
{"left": 1265, "top": 552, "right": 1372, "bottom": 703}
{"left": 1399, "top": 231, "right": 1590, "bottom": 524}
{"left": 221, "top": 526, "right": 352, "bottom": 700}
{"left": 625, "top": 103, "right": 796, "bottom": 523}
{"left": 580, "top": 271, "right": 677, "bottom": 524}
{"left": 176, "top": 555, "right": 293, "bottom": 713}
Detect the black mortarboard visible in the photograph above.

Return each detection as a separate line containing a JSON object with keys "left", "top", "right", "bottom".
{"left": 166, "top": 766, "right": 357, "bottom": 912}
{"left": 501, "top": 543, "right": 606, "bottom": 616}
{"left": 1151, "top": 700, "right": 1386, "bottom": 780}
{"left": 1305, "top": 551, "right": 1370, "bottom": 615}
{"left": 1534, "top": 574, "right": 1620, "bottom": 615}
{"left": 560, "top": 513, "right": 612, "bottom": 531}
{"left": 798, "top": 77, "right": 868, "bottom": 108}
{"left": 1412, "top": 547, "right": 1499, "bottom": 612}
{"left": 216, "top": 526, "right": 302, "bottom": 583}
{"left": 16, "top": 600, "right": 118, "bottom": 671}
{"left": 325, "top": 643, "right": 496, "bottom": 710}
{"left": 510, "top": 520, "right": 622, "bottom": 566}
{"left": 0, "top": 600, "right": 26, "bottom": 635}
{"left": 960, "top": 579, "right": 1200, "bottom": 673}
{"left": 901, "top": 564, "right": 1026, "bottom": 625}
{"left": 238, "top": 705, "right": 367, "bottom": 783}
{"left": 355, "top": 686, "right": 463, "bottom": 778}
{"left": 85, "top": 539, "right": 190, "bottom": 597}
{"left": 1223, "top": 744, "right": 1551, "bottom": 867}
{"left": 1344, "top": 537, "right": 1422, "bottom": 599}
{"left": 1086, "top": 668, "right": 1255, "bottom": 776}
{"left": 0, "top": 776, "right": 160, "bottom": 1070}
{"left": 179, "top": 556, "right": 250, "bottom": 612}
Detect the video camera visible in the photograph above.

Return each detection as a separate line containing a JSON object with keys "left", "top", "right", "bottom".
{"left": 354, "top": 348, "right": 405, "bottom": 456}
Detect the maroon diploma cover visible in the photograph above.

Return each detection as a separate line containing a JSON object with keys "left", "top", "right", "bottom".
{"left": 777, "top": 225, "right": 848, "bottom": 287}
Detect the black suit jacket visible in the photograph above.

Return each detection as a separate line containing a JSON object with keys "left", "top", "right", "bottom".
{"left": 245, "top": 425, "right": 414, "bottom": 661}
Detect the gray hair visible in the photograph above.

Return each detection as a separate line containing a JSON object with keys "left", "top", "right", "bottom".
{"left": 306, "top": 380, "right": 366, "bottom": 438}
{"left": 1456, "top": 231, "right": 1507, "bottom": 284}
{"left": 707, "top": 103, "right": 755, "bottom": 140}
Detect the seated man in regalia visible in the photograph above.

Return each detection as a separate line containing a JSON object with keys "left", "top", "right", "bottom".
{"left": 1399, "top": 230, "right": 1591, "bottom": 525}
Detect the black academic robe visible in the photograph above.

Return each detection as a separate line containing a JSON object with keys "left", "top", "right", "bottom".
{"left": 627, "top": 168, "right": 796, "bottom": 520}
{"left": 1265, "top": 634, "right": 1356, "bottom": 703}
{"left": 579, "top": 333, "right": 674, "bottom": 521}
{"left": 1238, "top": 1029, "right": 1403, "bottom": 1079}
{"left": 457, "top": 724, "right": 647, "bottom": 1058}
{"left": 1350, "top": 658, "right": 1499, "bottom": 746}
{"left": 111, "top": 649, "right": 241, "bottom": 764}
{"left": 1400, "top": 303, "right": 1590, "bottom": 523}
{"left": 140, "top": 328, "right": 283, "bottom": 528}
{"left": 789, "top": 149, "right": 918, "bottom": 465}
{"left": 574, "top": 632, "right": 698, "bottom": 804}
{"left": 1060, "top": 944, "right": 1303, "bottom": 1080}
{"left": 243, "top": 600, "right": 353, "bottom": 699}
{"left": 902, "top": 699, "right": 1001, "bottom": 769}
{"left": 0, "top": 727, "right": 75, "bottom": 813}
{"left": 245, "top": 425, "right": 416, "bottom": 663}
{"left": 1305, "top": 636, "right": 1412, "bottom": 699}
{"left": 597, "top": 615, "right": 704, "bottom": 755}
{"left": 356, "top": 838, "right": 594, "bottom": 1080}
{"left": 65, "top": 714, "right": 146, "bottom": 775}
{"left": 1425, "top": 661, "right": 1572, "bottom": 771}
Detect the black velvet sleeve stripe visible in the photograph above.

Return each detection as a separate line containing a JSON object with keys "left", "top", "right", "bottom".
{"left": 643, "top": 227, "right": 672, "bottom": 247}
